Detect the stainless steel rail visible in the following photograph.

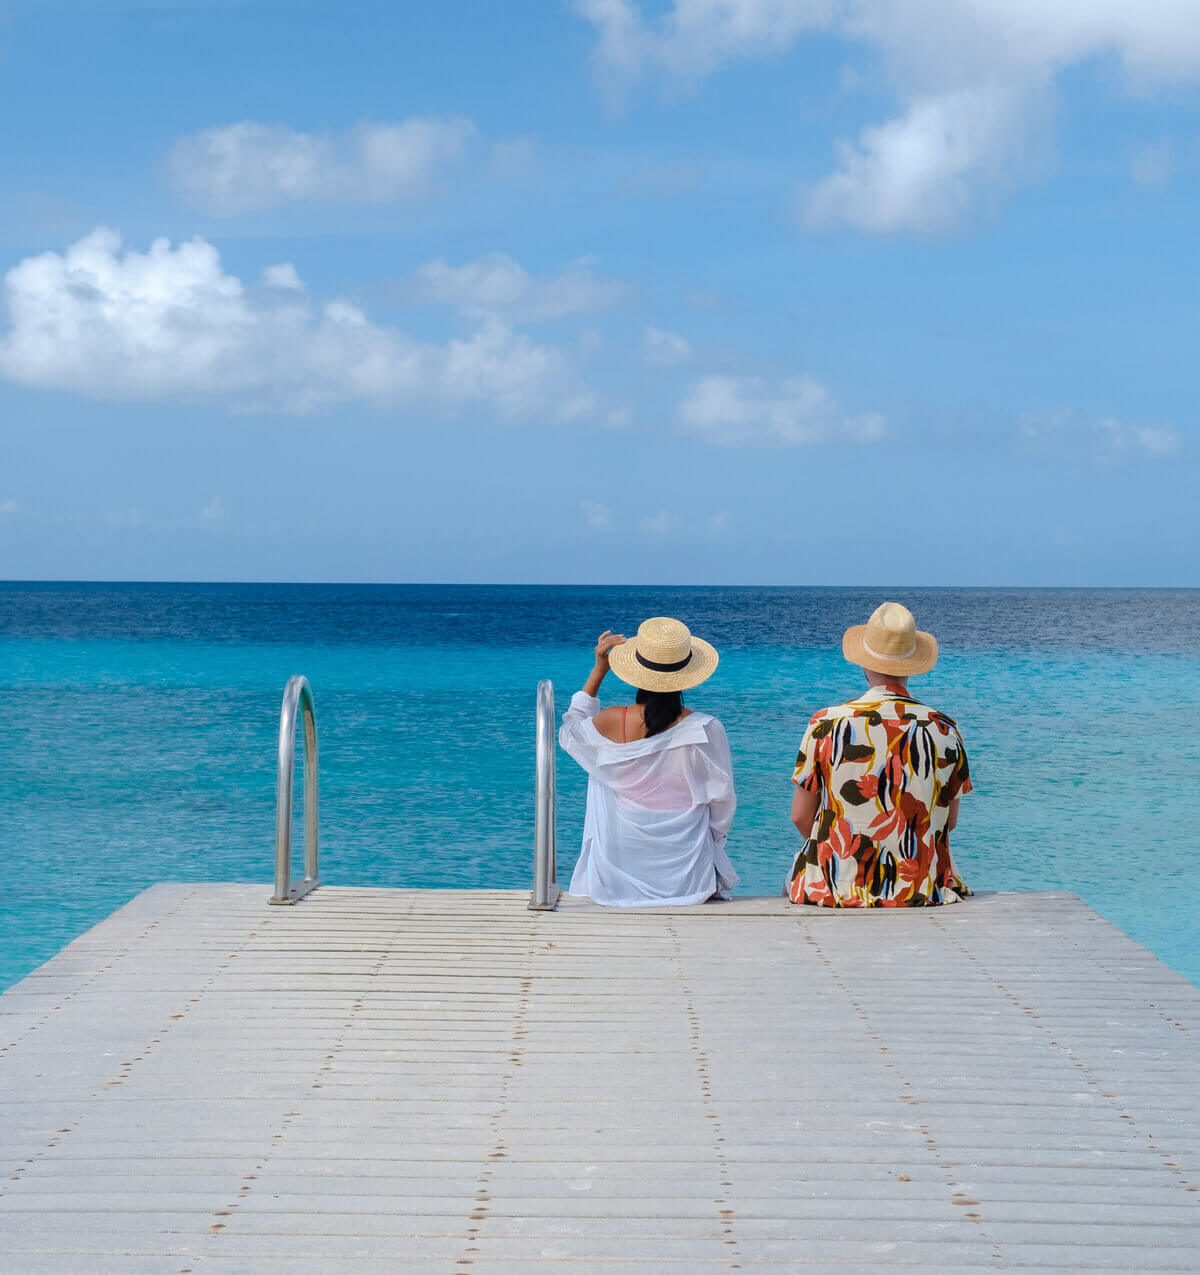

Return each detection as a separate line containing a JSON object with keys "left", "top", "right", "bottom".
{"left": 529, "top": 679, "right": 560, "bottom": 910}
{"left": 269, "top": 675, "right": 320, "bottom": 905}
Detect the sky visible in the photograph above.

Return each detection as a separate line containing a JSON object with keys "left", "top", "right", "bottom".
{"left": 1, "top": 0, "right": 1198, "bottom": 586}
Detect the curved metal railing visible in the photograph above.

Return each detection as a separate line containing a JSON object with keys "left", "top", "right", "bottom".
{"left": 529, "top": 679, "right": 560, "bottom": 910}
{"left": 269, "top": 675, "right": 320, "bottom": 905}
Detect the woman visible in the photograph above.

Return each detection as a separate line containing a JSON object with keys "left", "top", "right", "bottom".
{"left": 559, "top": 616, "right": 738, "bottom": 907}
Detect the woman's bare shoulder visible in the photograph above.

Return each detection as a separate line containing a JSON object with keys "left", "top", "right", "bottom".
{"left": 593, "top": 705, "right": 627, "bottom": 741}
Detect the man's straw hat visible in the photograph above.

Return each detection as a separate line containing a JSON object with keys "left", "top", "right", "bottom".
{"left": 843, "top": 602, "right": 938, "bottom": 677}
{"left": 608, "top": 616, "right": 719, "bottom": 692}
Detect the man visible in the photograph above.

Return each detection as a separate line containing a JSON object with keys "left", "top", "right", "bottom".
{"left": 789, "top": 602, "right": 972, "bottom": 907}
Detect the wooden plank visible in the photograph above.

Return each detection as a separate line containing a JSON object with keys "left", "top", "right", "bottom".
{"left": 1, "top": 883, "right": 1198, "bottom": 1271}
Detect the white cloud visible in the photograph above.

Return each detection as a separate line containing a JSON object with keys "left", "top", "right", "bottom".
{"left": 1132, "top": 424, "right": 1182, "bottom": 456}
{"left": 0, "top": 499, "right": 18, "bottom": 514}
{"left": 168, "top": 116, "right": 476, "bottom": 214}
{"left": 1020, "top": 409, "right": 1182, "bottom": 461}
{"left": 576, "top": 0, "right": 826, "bottom": 81}
{"left": 636, "top": 507, "right": 728, "bottom": 536}
{"left": 580, "top": 1, "right": 1200, "bottom": 87}
{"left": 678, "top": 373, "right": 885, "bottom": 446}
{"left": 200, "top": 496, "right": 225, "bottom": 522}
{"left": 643, "top": 325, "right": 692, "bottom": 367}
{"left": 640, "top": 510, "right": 680, "bottom": 534}
{"left": 558, "top": 393, "right": 599, "bottom": 423}
{"left": 581, "top": 499, "right": 612, "bottom": 529}
{"left": 1131, "top": 139, "right": 1173, "bottom": 189}
{"left": 578, "top": 1, "right": 1200, "bottom": 232}
{"left": 802, "top": 85, "right": 1037, "bottom": 234}
{"left": 262, "top": 262, "right": 304, "bottom": 290}
{"left": 408, "top": 253, "right": 629, "bottom": 322}
{"left": 0, "top": 228, "right": 567, "bottom": 418}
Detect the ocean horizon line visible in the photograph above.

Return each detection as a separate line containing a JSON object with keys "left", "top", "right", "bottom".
{"left": 3, "top": 578, "right": 1199, "bottom": 592}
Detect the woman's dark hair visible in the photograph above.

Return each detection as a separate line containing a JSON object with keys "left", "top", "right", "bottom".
{"left": 636, "top": 688, "right": 683, "bottom": 738}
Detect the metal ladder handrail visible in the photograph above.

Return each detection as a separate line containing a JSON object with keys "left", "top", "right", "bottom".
{"left": 529, "top": 679, "right": 560, "bottom": 910}
{"left": 269, "top": 675, "right": 320, "bottom": 905}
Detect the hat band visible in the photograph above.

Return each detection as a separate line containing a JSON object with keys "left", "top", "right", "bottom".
{"left": 636, "top": 649, "right": 692, "bottom": 673}
{"left": 862, "top": 634, "right": 917, "bottom": 663}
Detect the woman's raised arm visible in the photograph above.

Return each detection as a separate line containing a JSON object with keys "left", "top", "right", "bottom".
{"left": 581, "top": 630, "right": 625, "bottom": 697}
{"left": 560, "top": 631, "right": 626, "bottom": 764}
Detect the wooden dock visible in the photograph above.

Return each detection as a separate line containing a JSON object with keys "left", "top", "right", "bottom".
{"left": 1, "top": 883, "right": 1198, "bottom": 1272}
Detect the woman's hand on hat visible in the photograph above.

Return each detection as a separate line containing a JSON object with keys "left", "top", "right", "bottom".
{"left": 594, "top": 630, "right": 626, "bottom": 670}
{"left": 583, "top": 631, "right": 626, "bottom": 696}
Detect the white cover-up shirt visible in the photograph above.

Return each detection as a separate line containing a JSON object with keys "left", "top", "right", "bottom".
{"left": 559, "top": 691, "right": 739, "bottom": 907}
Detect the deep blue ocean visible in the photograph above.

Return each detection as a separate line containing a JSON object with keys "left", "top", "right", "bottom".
{"left": 2, "top": 583, "right": 1198, "bottom": 990}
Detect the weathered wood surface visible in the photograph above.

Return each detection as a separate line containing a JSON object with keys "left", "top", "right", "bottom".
{"left": 1, "top": 884, "right": 1198, "bottom": 1272}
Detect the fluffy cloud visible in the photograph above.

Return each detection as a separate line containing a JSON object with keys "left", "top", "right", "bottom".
{"left": 0, "top": 228, "right": 566, "bottom": 417}
{"left": 0, "top": 499, "right": 18, "bottom": 515}
{"left": 168, "top": 116, "right": 476, "bottom": 213}
{"left": 636, "top": 509, "right": 729, "bottom": 536}
{"left": 578, "top": 0, "right": 1200, "bottom": 232}
{"left": 802, "top": 85, "right": 1038, "bottom": 234}
{"left": 408, "top": 253, "right": 629, "bottom": 322}
{"left": 580, "top": 1, "right": 1200, "bottom": 87}
{"left": 678, "top": 373, "right": 885, "bottom": 446}
{"left": 1019, "top": 409, "right": 1182, "bottom": 461}
{"left": 581, "top": 499, "right": 612, "bottom": 529}
{"left": 640, "top": 510, "right": 681, "bottom": 534}
{"left": 642, "top": 325, "right": 692, "bottom": 366}
{"left": 576, "top": 0, "right": 825, "bottom": 81}
{"left": 262, "top": 262, "right": 303, "bottom": 290}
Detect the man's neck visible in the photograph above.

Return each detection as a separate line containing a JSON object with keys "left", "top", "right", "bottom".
{"left": 864, "top": 671, "right": 909, "bottom": 696}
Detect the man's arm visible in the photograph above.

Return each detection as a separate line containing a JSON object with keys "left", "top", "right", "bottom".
{"left": 791, "top": 784, "right": 820, "bottom": 837}
{"left": 946, "top": 727, "right": 972, "bottom": 831}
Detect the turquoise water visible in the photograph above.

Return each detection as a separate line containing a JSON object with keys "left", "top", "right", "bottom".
{"left": 2, "top": 584, "right": 1198, "bottom": 989}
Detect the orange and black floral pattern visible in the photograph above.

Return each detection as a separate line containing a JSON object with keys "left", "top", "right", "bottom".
{"left": 790, "top": 685, "right": 972, "bottom": 907}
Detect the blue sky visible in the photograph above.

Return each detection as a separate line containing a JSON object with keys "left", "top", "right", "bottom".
{"left": 1, "top": 0, "right": 1198, "bottom": 585}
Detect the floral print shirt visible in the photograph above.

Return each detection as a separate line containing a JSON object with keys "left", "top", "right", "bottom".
{"left": 790, "top": 683, "right": 972, "bottom": 907}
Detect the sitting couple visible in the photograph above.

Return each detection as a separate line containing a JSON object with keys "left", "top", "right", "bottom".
{"left": 559, "top": 604, "right": 972, "bottom": 909}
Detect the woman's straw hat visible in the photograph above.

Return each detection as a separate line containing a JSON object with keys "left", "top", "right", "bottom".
{"left": 842, "top": 602, "right": 938, "bottom": 677}
{"left": 608, "top": 616, "right": 719, "bottom": 692}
